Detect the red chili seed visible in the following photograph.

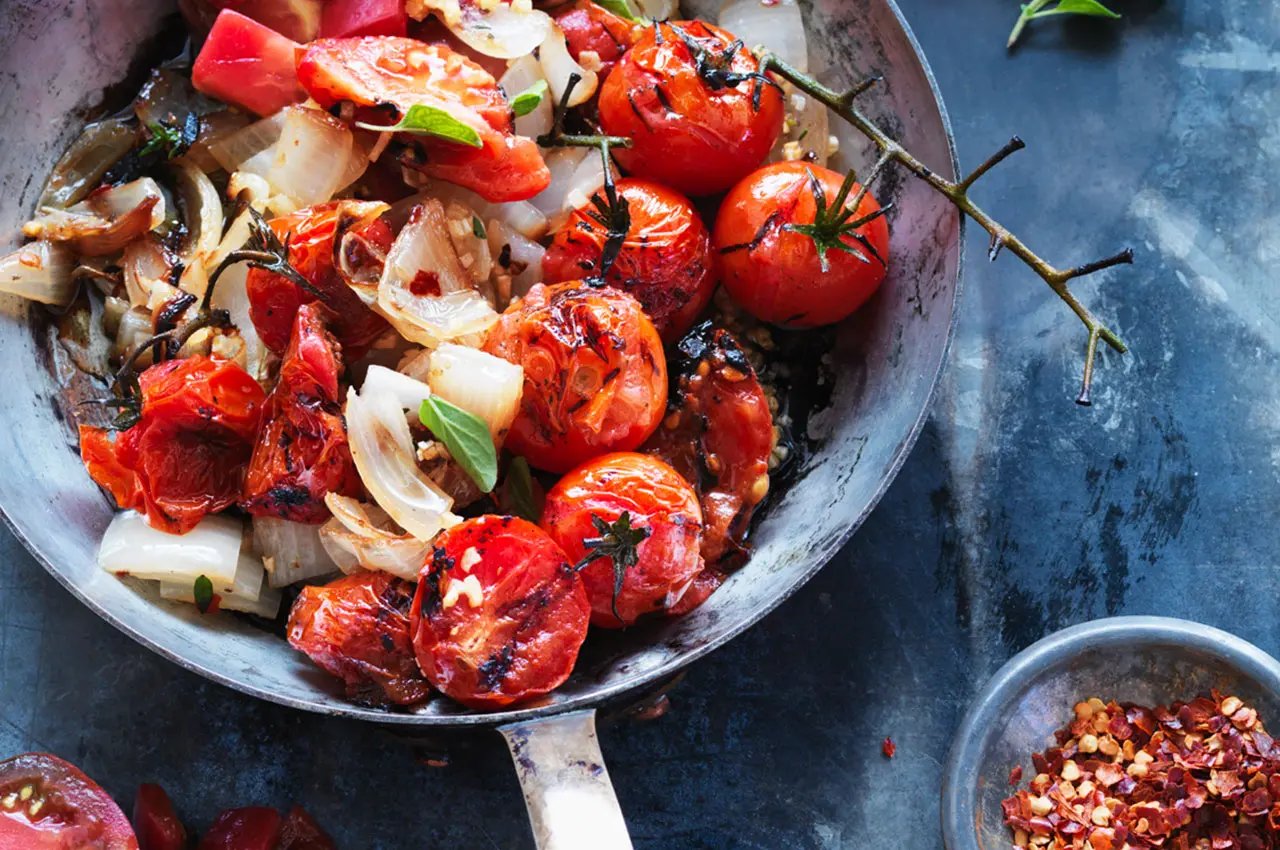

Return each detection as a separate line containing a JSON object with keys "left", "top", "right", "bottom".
{"left": 881, "top": 737, "right": 895, "bottom": 759}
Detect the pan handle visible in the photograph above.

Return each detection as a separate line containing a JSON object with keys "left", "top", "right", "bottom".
{"left": 498, "top": 709, "right": 634, "bottom": 850}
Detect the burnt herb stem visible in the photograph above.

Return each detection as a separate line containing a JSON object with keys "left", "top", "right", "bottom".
{"left": 758, "top": 53, "right": 1131, "bottom": 405}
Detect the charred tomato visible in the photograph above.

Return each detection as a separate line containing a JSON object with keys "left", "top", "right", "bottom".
{"left": 483, "top": 282, "right": 667, "bottom": 473}
{"left": 714, "top": 162, "right": 890, "bottom": 328}
{"left": 241, "top": 304, "right": 361, "bottom": 523}
{"left": 597, "top": 20, "right": 784, "bottom": 196}
{"left": 542, "top": 452, "right": 703, "bottom": 628}
{"left": 277, "top": 806, "right": 336, "bottom": 850}
{"left": 0, "top": 752, "right": 137, "bottom": 849}
{"left": 410, "top": 516, "right": 590, "bottom": 708}
{"left": 643, "top": 323, "right": 773, "bottom": 610}
{"left": 287, "top": 570, "right": 432, "bottom": 706}
{"left": 297, "top": 37, "right": 550, "bottom": 202}
{"left": 245, "top": 201, "right": 391, "bottom": 356}
{"left": 542, "top": 178, "right": 717, "bottom": 342}
{"left": 80, "top": 356, "right": 267, "bottom": 534}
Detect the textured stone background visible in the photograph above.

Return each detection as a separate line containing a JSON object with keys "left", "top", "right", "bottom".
{"left": 3, "top": 0, "right": 1278, "bottom": 847}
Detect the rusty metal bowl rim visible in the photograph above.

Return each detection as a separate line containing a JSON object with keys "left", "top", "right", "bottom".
{"left": 2, "top": 0, "right": 962, "bottom": 730}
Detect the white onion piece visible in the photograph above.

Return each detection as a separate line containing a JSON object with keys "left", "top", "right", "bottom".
{"left": 719, "top": 0, "right": 807, "bottom": 70}
{"left": 0, "top": 241, "right": 77, "bottom": 307}
{"left": 529, "top": 147, "right": 604, "bottom": 231}
{"left": 488, "top": 221, "right": 545, "bottom": 297}
{"left": 501, "top": 54, "right": 554, "bottom": 140}
{"left": 172, "top": 163, "right": 224, "bottom": 298}
{"left": 209, "top": 260, "right": 269, "bottom": 382}
{"left": 346, "top": 385, "right": 457, "bottom": 541}
{"left": 411, "top": 180, "right": 548, "bottom": 241}
{"left": 209, "top": 112, "right": 286, "bottom": 177}
{"left": 268, "top": 107, "right": 357, "bottom": 208}
{"left": 99, "top": 511, "right": 243, "bottom": 586}
{"left": 361, "top": 365, "right": 432, "bottom": 412}
{"left": 426, "top": 343, "right": 523, "bottom": 443}
{"left": 24, "top": 178, "right": 166, "bottom": 256}
{"left": 159, "top": 553, "right": 282, "bottom": 618}
{"left": 226, "top": 172, "right": 273, "bottom": 210}
{"left": 253, "top": 516, "right": 339, "bottom": 588}
{"left": 447, "top": 4, "right": 553, "bottom": 59}
{"left": 39, "top": 117, "right": 137, "bottom": 209}
{"left": 637, "top": 0, "right": 675, "bottom": 18}
{"left": 122, "top": 237, "right": 172, "bottom": 308}
{"left": 320, "top": 493, "right": 433, "bottom": 581}
{"left": 375, "top": 201, "right": 498, "bottom": 346}
{"left": 539, "top": 24, "right": 597, "bottom": 108}
{"left": 113, "top": 307, "right": 153, "bottom": 359}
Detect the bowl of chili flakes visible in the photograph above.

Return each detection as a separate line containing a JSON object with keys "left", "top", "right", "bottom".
{"left": 941, "top": 616, "right": 1280, "bottom": 850}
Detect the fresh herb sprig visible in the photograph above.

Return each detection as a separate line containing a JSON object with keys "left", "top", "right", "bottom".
{"left": 574, "top": 511, "right": 651, "bottom": 622}
{"left": 1007, "top": 0, "right": 1121, "bottom": 49}
{"left": 753, "top": 51, "right": 1133, "bottom": 405}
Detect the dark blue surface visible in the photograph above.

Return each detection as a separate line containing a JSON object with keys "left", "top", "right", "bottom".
{"left": 4, "top": 1, "right": 1276, "bottom": 847}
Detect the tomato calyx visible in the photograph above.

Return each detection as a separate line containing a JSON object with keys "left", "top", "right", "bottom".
{"left": 667, "top": 23, "right": 778, "bottom": 110}
{"left": 783, "top": 167, "right": 891, "bottom": 273}
{"left": 573, "top": 510, "right": 651, "bottom": 621}
{"left": 582, "top": 147, "right": 631, "bottom": 284}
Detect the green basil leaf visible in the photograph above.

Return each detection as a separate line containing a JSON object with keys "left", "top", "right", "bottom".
{"left": 472, "top": 215, "right": 486, "bottom": 239}
{"left": 502, "top": 456, "right": 539, "bottom": 522}
{"left": 419, "top": 396, "right": 498, "bottom": 492}
{"left": 193, "top": 574, "right": 214, "bottom": 614}
{"left": 510, "top": 80, "right": 549, "bottom": 118}
{"left": 592, "top": 0, "right": 637, "bottom": 21}
{"left": 1043, "top": 0, "right": 1120, "bottom": 17}
{"left": 355, "top": 104, "right": 483, "bottom": 148}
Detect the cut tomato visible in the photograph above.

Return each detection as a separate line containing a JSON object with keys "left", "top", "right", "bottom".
{"left": 410, "top": 516, "right": 590, "bottom": 708}
{"left": 192, "top": 10, "right": 305, "bottom": 117}
{"left": 132, "top": 784, "right": 186, "bottom": 850}
{"left": 0, "top": 753, "right": 138, "bottom": 850}
{"left": 320, "top": 0, "right": 407, "bottom": 38}
{"left": 296, "top": 37, "right": 550, "bottom": 202}
{"left": 196, "top": 808, "right": 281, "bottom": 850}
{"left": 553, "top": 0, "right": 638, "bottom": 81}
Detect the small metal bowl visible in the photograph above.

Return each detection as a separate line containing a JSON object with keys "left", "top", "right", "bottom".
{"left": 940, "top": 616, "right": 1280, "bottom": 850}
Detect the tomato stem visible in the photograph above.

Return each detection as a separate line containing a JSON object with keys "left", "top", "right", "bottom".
{"left": 536, "top": 73, "right": 632, "bottom": 150}
{"left": 757, "top": 51, "right": 1132, "bottom": 406}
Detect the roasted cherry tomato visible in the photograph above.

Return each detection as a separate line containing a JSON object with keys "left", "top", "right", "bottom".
{"left": 542, "top": 178, "right": 716, "bottom": 342}
{"left": 277, "top": 806, "right": 337, "bottom": 850}
{"left": 644, "top": 323, "right": 773, "bottom": 610}
{"left": 0, "top": 753, "right": 137, "bottom": 849}
{"left": 133, "top": 784, "right": 186, "bottom": 850}
{"left": 288, "top": 570, "right": 431, "bottom": 706}
{"left": 713, "top": 161, "right": 890, "bottom": 328}
{"left": 598, "top": 21, "right": 784, "bottom": 196}
{"left": 553, "top": 0, "right": 638, "bottom": 80}
{"left": 483, "top": 282, "right": 667, "bottom": 473}
{"left": 80, "top": 356, "right": 267, "bottom": 534}
{"left": 245, "top": 201, "right": 391, "bottom": 356}
{"left": 410, "top": 516, "right": 589, "bottom": 708}
{"left": 197, "top": 807, "right": 281, "bottom": 850}
{"left": 242, "top": 304, "right": 360, "bottom": 523}
{"left": 297, "top": 37, "right": 550, "bottom": 202}
{"left": 542, "top": 452, "right": 703, "bottom": 628}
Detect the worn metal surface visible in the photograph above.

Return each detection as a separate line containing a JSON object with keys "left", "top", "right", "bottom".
{"left": 2, "top": 0, "right": 1276, "bottom": 848}
{"left": 0, "top": 0, "right": 958, "bottom": 729}
{"left": 941, "top": 618, "right": 1280, "bottom": 850}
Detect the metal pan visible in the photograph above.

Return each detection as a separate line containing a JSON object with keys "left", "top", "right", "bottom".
{"left": 0, "top": 0, "right": 961, "bottom": 846}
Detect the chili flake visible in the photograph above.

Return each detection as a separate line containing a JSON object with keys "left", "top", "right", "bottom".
{"left": 1001, "top": 692, "right": 1280, "bottom": 850}
{"left": 882, "top": 737, "right": 896, "bottom": 759}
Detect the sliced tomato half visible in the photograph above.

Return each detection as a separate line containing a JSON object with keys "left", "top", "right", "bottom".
{"left": 0, "top": 753, "right": 138, "bottom": 850}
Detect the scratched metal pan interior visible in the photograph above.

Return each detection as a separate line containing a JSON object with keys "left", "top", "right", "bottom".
{"left": 0, "top": 0, "right": 961, "bottom": 727}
